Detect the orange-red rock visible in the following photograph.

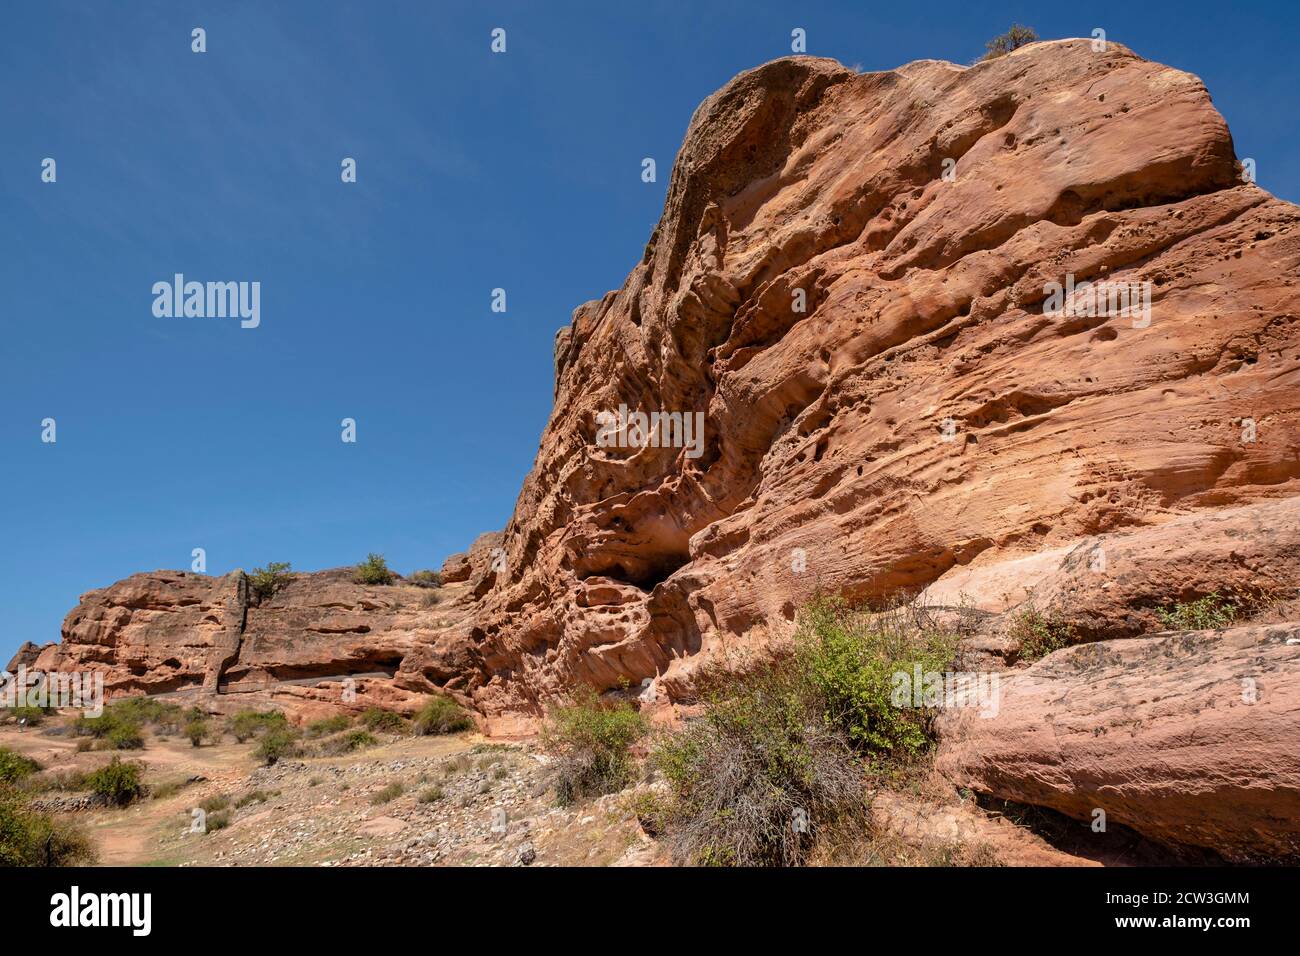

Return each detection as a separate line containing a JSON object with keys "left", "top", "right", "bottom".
{"left": 22, "top": 42, "right": 1300, "bottom": 848}
{"left": 935, "top": 623, "right": 1300, "bottom": 861}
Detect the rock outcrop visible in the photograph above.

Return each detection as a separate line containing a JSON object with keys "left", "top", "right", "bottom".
{"left": 27, "top": 568, "right": 478, "bottom": 721}
{"left": 456, "top": 39, "right": 1300, "bottom": 717}
{"left": 19, "top": 38, "right": 1300, "bottom": 857}
{"left": 936, "top": 623, "right": 1300, "bottom": 861}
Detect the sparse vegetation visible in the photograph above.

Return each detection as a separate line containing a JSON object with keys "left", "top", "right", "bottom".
{"left": 1157, "top": 592, "right": 1239, "bottom": 631}
{"left": 651, "top": 662, "right": 864, "bottom": 866}
{"left": 360, "top": 708, "right": 407, "bottom": 733}
{"left": 248, "top": 561, "right": 293, "bottom": 602}
{"left": 185, "top": 715, "right": 210, "bottom": 747}
{"left": 255, "top": 725, "right": 300, "bottom": 766}
{"left": 981, "top": 24, "right": 1038, "bottom": 61}
{"left": 798, "top": 598, "right": 957, "bottom": 766}
{"left": 342, "top": 729, "right": 378, "bottom": 751}
{"left": 0, "top": 748, "right": 41, "bottom": 785}
{"left": 541, "top": 687, "right": 648, "bottom": 807}
{"left": 1008, "top": 607, "right": 1074, "bottom": 662}
{"left": 104, "top": 722, "right": 145, "bottom": 751}
{"left": 407, "top": 569, "right": 443, "bottom": 588}
{"left": 148, "top": 778, "right": 189, "bottom": 801}
{"left": 413, "top": 695, "right": 473, "bottom": 736}
{"left": 353, "top": 553, "right": 395, "bottom": 586}
{"left": 235, "top": 789, "right": 274, "bottom": 809}
{"left": 305, "top": 714, "right": 352, "bottom": 738}
{"left": 371, "top": 781, "right": 405, "bottom": 805}
{"left": 647, "top": 597, "right": 963, "bottom": 865}
{"left": 199, "top": 794, "right": 231, "bottom": 814}
{"left": 73, "top": 697, "right": 192, "bottom": 749}
{"left": 229, "top": 709, "right": 287, "bottom": 743}
{"left": 4, "top": 706, "right": 50, "bottom": 727}
{"left": 86, "top": 756, "right": 145, "bottom": 807}
{"left": 418, "top": 786, "right": 445, "bottom": 804}
{"left": 0, "top": 788, "right": 96, "bottom": 866}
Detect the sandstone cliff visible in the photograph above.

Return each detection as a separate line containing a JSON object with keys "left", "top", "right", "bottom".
{"left": 18, "top": 38, "right": 1300, "bottom": 859}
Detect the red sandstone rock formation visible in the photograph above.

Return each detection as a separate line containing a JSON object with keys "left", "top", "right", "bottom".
{"left": 936, "top": 623, "right": 1300, "bottom": 862}
{"left": 21, "top": 38, "right": 1300, "bottom": 858}
{"left": 456, "top": 40, "right": 1300, "bottom": 719}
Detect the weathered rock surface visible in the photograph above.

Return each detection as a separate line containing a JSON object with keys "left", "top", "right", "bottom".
{"left": 5, "top": 641, "right": 44, "bottom": 673}
{"left": 936, "top": 623, "right": 1300, "bottom": 861}
{"left": 926, "top": 496, "right": 1300, "bottom": 638}
{"left": 28, "top": 568, "right": 477, "bottom": 723}
{"left": 20, "top": 39, "right": 1300, "bottom": 858}
{"left": 459, "top": 39, "right": 1300, "bottom": 717}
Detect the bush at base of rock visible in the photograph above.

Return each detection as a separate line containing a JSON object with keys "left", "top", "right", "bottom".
{"left": 413, "top": 696, "right": 473, "bottom": 736}
{"left": 229, "top": 709, "right": 287, "bottom": 743}
{"left": 541, "top": 688, "right": 647, "bottom": 807}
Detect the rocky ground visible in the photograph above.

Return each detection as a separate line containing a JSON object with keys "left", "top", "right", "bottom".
{"left": 1, "top": 715, "right": 1130, "bottom": 868}
{"left": 0, "top": 721, "right": 658, "bottom": 867}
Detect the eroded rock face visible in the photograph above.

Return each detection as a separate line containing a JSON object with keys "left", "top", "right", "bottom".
{"left": 27, "top": 568, "right": 477, "bottom": 721}
{"left": 935, "top": 624, "right": 1300, "bottom": 862}
{"left": 32, "top": 571, "right": 246, "bottom": 695}
{"left": 27, "top": 42, "right": 1300, "bottom": 744}
{"left": 22, "top": 39, "right": 1300, "bottom": 859}
{"left": 457, "top": 40, "right": 1300, "bottom": 717}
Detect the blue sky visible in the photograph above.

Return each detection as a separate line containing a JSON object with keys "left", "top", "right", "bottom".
{"left": 2, "top": 0, "right": 1297, "bottom": 664}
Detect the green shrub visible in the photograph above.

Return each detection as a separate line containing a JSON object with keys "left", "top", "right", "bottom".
{"left": 353, "top": 553, "right": 394, "bottom": 586}
{"left": 0, "top": 749, "right": 42, "bottom": 784}
{"left": 360, "top": 708, "right": 407, "bottom": 733}
{"left": 5, "top": 705, "right": 49, "bottom": 727}
{"left": 981, "top": 24, "right": 1037, "bottom": 61}
{"left": 204, "top": 810, "right": 230, "bottom": 833}
{"left": 1008, "top": 607, "right": 1073, "bottom": 662}
{"left": 413, "top": 695, "right": 473, "bottom": 736}
{"left": 254, "top": 726, "right": 300, "bottom": 766}
{"left": 0, "top": 788, "right": 97, "bottom": 866}
{"left": 73, "top": 698, "right": 179, "bottom": 747}
{"left": 371, "top": 782, "right": 404, "bottom": 805}
{"left": 798, "top": 598, "right": 957, "bottom": 764}
{"left": 407, "top": 569, "right": 443, "bottom": 588}
{"left": 342, "top": 729, "right": 378, "bottom": 752}
{"left": 647, "top": 597, "right": 964, "bottom": 865}
{"left": 229, "top": 709, "right": 287, "bottom": 743}
{"left": 106, "top": 696, "right": 181, "bottom": 726}
{"left": 541, "top": 687, "right": 648, "bottom": 807}
{"left": 248, "top": 561, "right": 293, "bottom": 602}
{"left": 651, "top": 663, "right": 864, "bottom": 867}
{"left": 305, "top": 714, "right": 352, "bottom": 738}
{"left": 86, "top": 757, "right": 144, "bottom": 807}
{"left": 1157, "top": 592, "right": 1239, "bottom": 631}
{"left": 199, "top": 794, "right": 230, "bottom": 814}
{"left": 235, "top": 789, "right": 274, "bottom": 809}
{"left": 105, "top": 722, "right": 145, "bottom": 751}
{"left": 184, "top": 717, "right": 209, "bottom": 747}
{"left": 418, "top": 786, "right": 444, "bottom": 804}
